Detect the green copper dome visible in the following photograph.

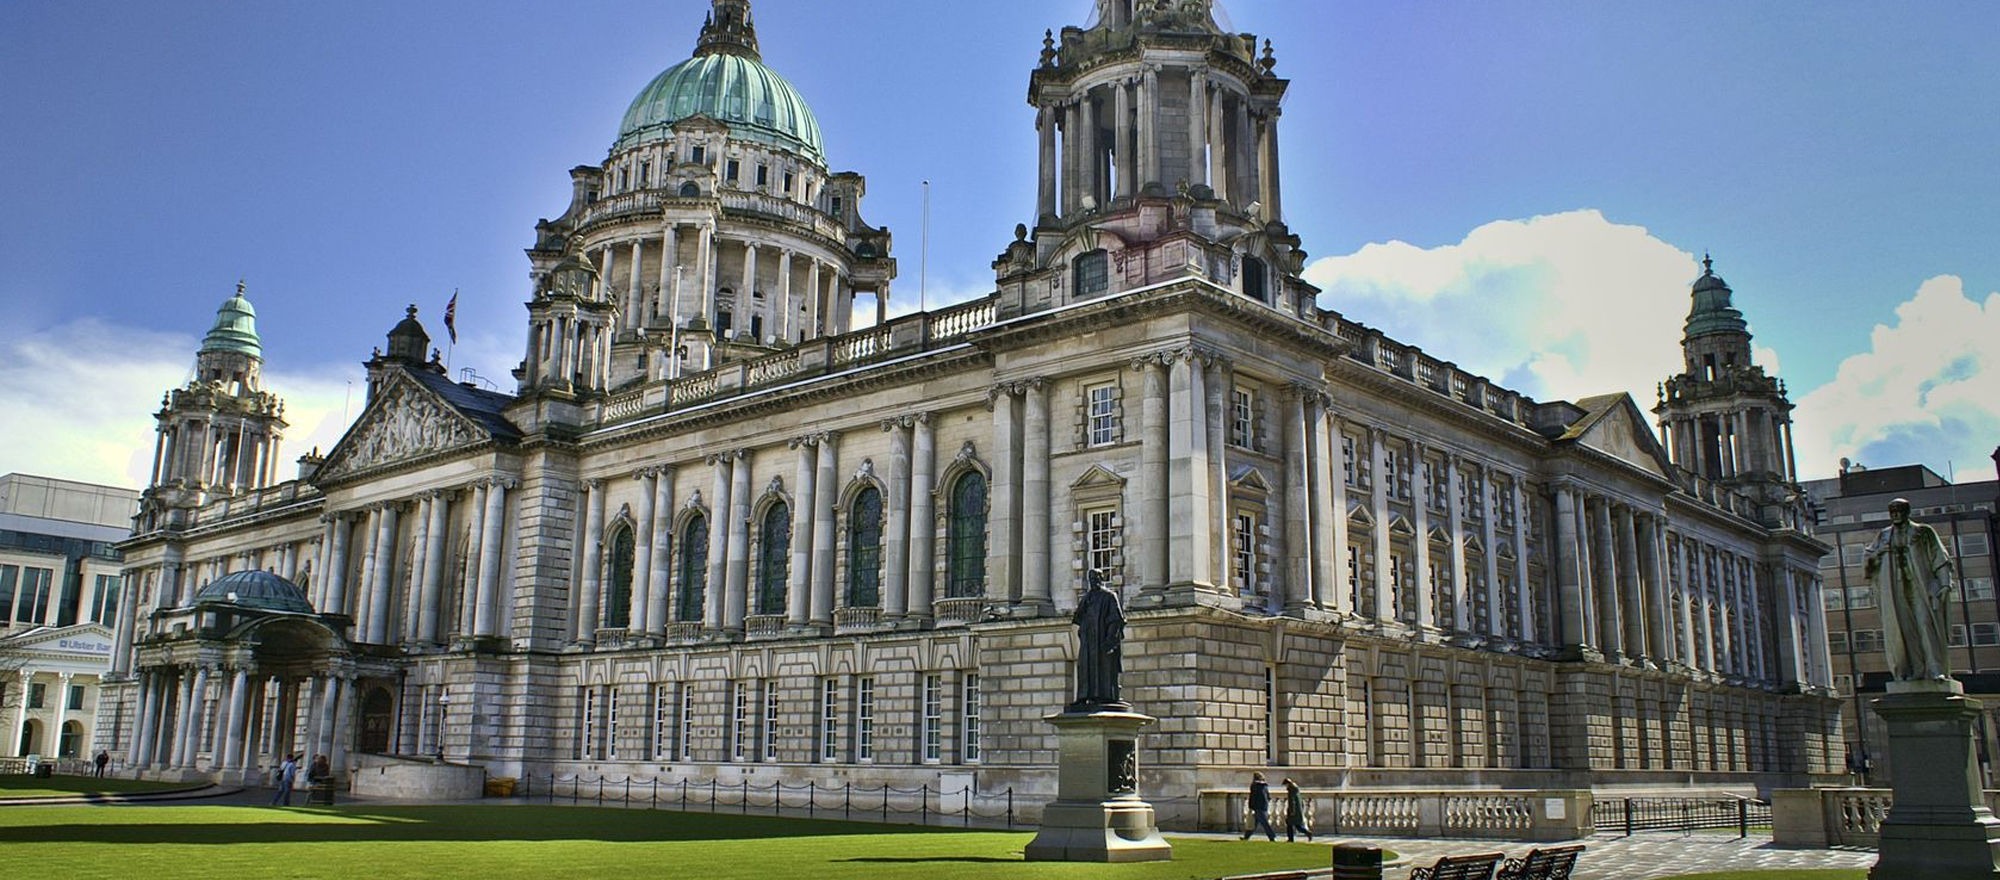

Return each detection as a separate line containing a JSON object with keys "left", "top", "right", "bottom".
{"left": 614, "top": 53, "right": 825, "bottom": 164}
{"left": 200, "top": 282, "right": 263, "bottom": 359}
{"left": 1684, "top": 255, "right": 1748, "bottom": 339}
{"left": 193, "top": 570, "right": 315, "bottom": 615}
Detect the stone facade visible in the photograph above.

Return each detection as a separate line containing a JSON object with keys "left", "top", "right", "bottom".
{"left": 96, "top": 0, "right": 1842, "bottom": 807}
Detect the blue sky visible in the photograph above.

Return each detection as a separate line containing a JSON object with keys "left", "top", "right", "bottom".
{"left": 2, "top": 1, "right": 1996, "bottom": 486}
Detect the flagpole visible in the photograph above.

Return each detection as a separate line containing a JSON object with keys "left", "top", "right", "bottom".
{"left": 920, "top": 179, "right": 930, "bottom": 314}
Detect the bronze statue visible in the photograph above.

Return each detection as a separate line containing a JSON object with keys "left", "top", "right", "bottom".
{"left": 1865, "top": 498, "right": 1956, "bottom": 682}
{"left": 1071, "top": 569, "right": 1127, "bottom": 711}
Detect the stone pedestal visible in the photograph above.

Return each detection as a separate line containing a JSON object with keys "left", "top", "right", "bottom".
{"left": 1023, "top": 709, "right": 1172, "bottom": 862}
{"left": 1871, "top": 680, "right": 2000, "bottom": 880}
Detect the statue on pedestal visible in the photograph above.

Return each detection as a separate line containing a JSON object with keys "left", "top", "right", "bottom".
{"left": 1865, "top": 498, "right": 1956, "bottom": 682}
{"left": 1070, "top": 569, "right": 1126, "bottom": 711}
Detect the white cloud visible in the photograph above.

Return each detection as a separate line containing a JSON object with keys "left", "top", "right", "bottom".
{"left": 0, "top": 319, "right": 362, "bottom": 490}
{"left": 1302, "top": 209, "right": 1700, "bottom": 409}
{"left": 1791, "top": 276, "right": 2000, "bottom": 481}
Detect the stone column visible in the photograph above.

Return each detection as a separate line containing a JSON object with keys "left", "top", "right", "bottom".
{"left": 1207, "top": 362, "right": 1229, "bottom": 595}
{"left": 1059, "top": 101, "right": 1077, "bottom": 216}
{"left": 1209, "top": 86, "right": 1229, "bottom": 202}
{"left": 1168, "top": 350, "right": 1213, "bottom": 591}
{"left": 647, "top": 467, "right": 675, "bottom": 634}
{"left": 475, "top": 479, "right": 510, "bottom": 638}
{"left": 300, "top": 676, "right": 323, "bottom": 765}
{"left": 989, "top": 385, "right": 1023, "bottom": 602}
{"left": 1037, "top": 104, "right": 1057, "bottom": 219}
{"left": 1258, "top": 110, "right": 1282, "bottom": 222}
{"left": 130, "top": 671, "right": 157, "bottom": 766}
{"left": 1479, "top": 468, "right": 1502, "bottom": 635}
{"left": 806, "top": 259, "right": 823, "bottom": 338}
{"left": 9, "top": 668, "right": 32, "bottom": 758}
{"left": 628, "top": 238, "right": 645, "bottom": 329}
{"left": 1773, "top": 566, "right": 1805, "bottom": 686}
{"left": 329, "top": 676, "right": 355, "bottom": 772}
{"left": 354, "top": 506, "right": 380, "bottom": 631}
{"left": 1646, "top": 514, "right": 1673, "bottom": 664}
{"left": 220, "top": 667, "right": 249, "bottom": 770}
{"left": 884, "top": 419, "right": 913, "bottom": 619}
{"left": 1113, "top": 81, "right": 1134, "bottom": 200}
{"left": 659, "top": 226, "right": 677, "bottom": 324}
{"left": 1139, "top": 65, "right": 1159, "bottom": 187}
{"left": 1782, "top": 418, "right": 1798, "bottom": 482}
{"left": 111, "top": 576, "right": 137, "bottom": 675}
{"left": 1371, "top": 428, "right": 1395, "bottom": 622}
{"left": 811, "top": 433, "right": 840, "bottom": 627}
{"left": 698, "top": 225, "right": 716, "bottom": 327}
{"left": 1308, "top": 395, "right": 1337, "bottom": 612}
{"left": 459, "top": 483, "right": 488, "bottom": 639}
{"left": 742, "top": 242, "right": 760, "bottom": 327}
{"left": 369, "top": 503, "right": 401, "bottom": 644}
{"left": 1553, "top": 484, "right": 1587, "bottom": 649}
{"left": 1325, "top": 411, "right": 1351, "bottom": 615}
{"left": 1137, "top": 357, "right": 1169, "bottom": 594}
{"left": 1616, "top": 504, "right": 1646, "bottom": 659}
{"left": 181, "top": 666, "right": 210, "bottom": 768}
{"left": 778, "top": 249, "right": 794, "bottom": 343}
{"left": 1591, "top": 497, "right": 1623, "bottom": 657}
{"left": 1022, "top": 381, "right": 1053, "bottom": 611}
{"left": 1188, "top": 69, "right": 1208, "bottom": 186}
{"left": 49, "top": 671, "right": 71, "bottom": 759}
{"left": 1281, "top": 385, "right": 1312, "bottom": 610}
{"left": 1446, "top": 454, "right": 1470, "bottom": 632}
{"left": 788, "top": 439, "right": 817, "bottom": 627}
{"left": 907, "top": 413, "right": 936, "bottom": 622}
{"left": 578, "top": 478, "right": 606, "bottom": 642}
{"left": 631, "top": 470, "right": 657, "bottom": 634}
{"left": 726, "top": 449, "right": 753, "bottom": 632}
{"left": 706, "top": 455, "right": 733, "bottom": 631}
{"left": 418, "top": 492, "right": 448, "bottom": 644}
{"left": 402, "top": 496, "right": 431, "bottom": 643}
{"left": 1411, "top": 444, "right": 1434, "bottom": 630}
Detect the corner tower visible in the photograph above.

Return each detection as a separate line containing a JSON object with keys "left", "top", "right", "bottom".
{"left": 140, "top": 282, "right": 288, "bottom": 528}
{"left": 1654, "top": 256, "right": 1803, "bottom": 527}
{"left": 994, "top": 0, "right": 1314, "bottom": 321}
{"left": 520, "top": 0, "right": 895, "bottom": 401}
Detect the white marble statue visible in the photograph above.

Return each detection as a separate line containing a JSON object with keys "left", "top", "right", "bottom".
{"left": 1865, "top": 498, "right": 1957, "bottom": 682}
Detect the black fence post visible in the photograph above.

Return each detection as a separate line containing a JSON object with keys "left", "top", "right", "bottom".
{"left": 963, "top": 787, "right": 971, "bottom": 827}
{"left": 1006, "top": 787, "right": 1013, "bottom": 829}
{"left": 922, "top": 784, "right": 929, "bottom": 825}
{"left": 710, "top": 779, "right": 718, "bottom": 813}
{"left": 597, "top": 777, "right": 604, "bottom": 805}
{"left": 881, "top": 785, "right": 889, "bottom": 822}
{"left": 1738, "top": 799, "right": 1749, "bottom": 839}
{"left": 651, "top": 778, "right": 658, "bottom": 809}
{"left": 1623, "top": 798, "right": 1634, "bottom": 837}
{"left": 625, "top": 778, "right": 631, "bottom": 804}
{"left": 844, "top": 782, "right": 852, "bottom": 819}
{"left": 680, "top": 778, "right": 688, "bottom": 810}
{"left": 743, "top": 779, "right": 749, "bottom": 814}
{"left": 808, "top": 781, "right": 816, "bottom": 819}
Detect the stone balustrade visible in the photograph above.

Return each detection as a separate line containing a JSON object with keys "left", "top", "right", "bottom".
{"left": 1200, "top": 788, "right": 1593, "bottom": 842}
{"left": 1771, "top": 787, "right": 2000, "bottom": 849}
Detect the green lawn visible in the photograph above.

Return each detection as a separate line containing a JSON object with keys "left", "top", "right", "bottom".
{"left": 1658, "top": 872, "right": 1866, "bottom": 880}
{"left": 0, "top": 804, "right": 1335, "bottom": 880}
{"left": 0, "top": 774, "right": 194, "bottom": 799}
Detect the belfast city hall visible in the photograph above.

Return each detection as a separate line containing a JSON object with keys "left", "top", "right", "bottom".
{"left": 96, "top": 0, "right": 1842, "bottom": 819}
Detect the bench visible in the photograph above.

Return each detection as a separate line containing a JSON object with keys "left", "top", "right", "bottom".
{"left": 1409, "top": 851, "right": 1506, "bottom": 880}
{"left": 1497, "top": 844, "right": 1585, "bottom": 880}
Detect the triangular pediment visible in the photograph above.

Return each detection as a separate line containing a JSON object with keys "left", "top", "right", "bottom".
{"left": 1229, "top": 465, "right": 1271, "bottom": 492}
{"left": 1464, "top": 534, "right": 1485, "bottom": 554}
{"left": 1389, "top": 515, "right": 1416, "bottom": 537}
{"left": 1563, "top": 393, "right": 1673, "bottom": 479}
{"left": 1070, "top": 463, "right": 1127, "bottom": 490}
{"left": 0, "top": 622, "right": 114, "bottom": 660}
{"left": 315, "top": 370, "right": 490, "bottom": 483}
{"left": 1348, "top": 503, "right": 1373, "bottom": 525}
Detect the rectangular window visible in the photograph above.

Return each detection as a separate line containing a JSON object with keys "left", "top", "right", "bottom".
{"left": 922, "top": 674, "right": 942, "bottom": 764}
{"left": 1976, "top": 623, "right": 2000, "bottom": 647}
{"left": 756, "top": 164, "right": 768, "bottom": 187}
{"left": 962, "top": 673, "right": 981, "bottom": 763}
{"left": 1841, "top": 545, "right": 1868, "bottom": 566}
{"left": 580, "top": 687, "right": 600, "bottom": 760}
{"left": 691, "top": 145, "right": 705, "bottom": 163}
{"left": 784, "top": 171, "right": 795, "bottom": 194}
{"left": 1341, "top": 435, "right": 1357, "bottom": 487}
{"left": 1086, "top": 383, "right": 1117, "bottom": 446}
{"left": 605, "top": 685, "right": 621, "bottom": 760}
{"left": 15, "top": 568, "right": 52, "bottom": 625}
{"left": 1233, "top": 512, "right": 1259, "bottom": 594}
{"left": 640, "top": 160, "right": 651, "bottom": 186}
{"left": 55, "top": 572, "right": 82, "bottom": 628}
{"left": 618, "top": 169, "right": 628, "bottom": 192}
{"left": 762, "top": 681, "right": 779, "bottom": 762}
{"left": 1847, "top": 586, "right": 1876, "bottom": 609}
{"left": 726, "top": 159, "right": 740, "bottom": 182}
{"left": 1822, "top": 589, "right": 1845, "bottom": 611}
{"left": 1827, "top": 631, "right": 1848, "bottom": 653}
{"left": 1964, "top": 577, "right": 1995, "bottom": 601}
{"left": 1230, "top": 389, "right": 1255, "bottom": 448}
{"left": 1263, "top": 666, "right": 1279, "bottom": 764}
{"left": 1951, "top": 624, "right": 1968, "bottom": 648}
{"left": 1086, "top": 509, "right": 1118, "bottom": 578}
{"left": 1853, "top": 630, "right": 1883, "bottom": 653}
{"left": 28, "top": 683, "right": 46, "bottom": 709}
{"left": 1384, "top": 449, "right": 1403, "bottom": 500}
{"left": 730, "top": 680, "right": 747, "bottom": 762}
{"left": 820, "top": 678, "right": 839, "bottom": 762}
{"left": 831, "top": 195, "right": 843, "bottom": 217}
{"left": 1955, "top": 534, "right": 1989, "bottom": 556}
{"left": 653, "top": 684, "right": 671, "bottom": 760}
{"left": 0, "top": 565, "right": 15, "bottom": 626}
{"left": 90, "top": 575, "right": 119, "bottom": 625}
{"left": 679, "top": 684, "right": 695, "bottom": 762}
{"left": 856, "top": 677, "right": 876, "bottom": 763}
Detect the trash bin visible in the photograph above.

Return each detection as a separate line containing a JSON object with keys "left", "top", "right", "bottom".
{"left": 33, "top": 763, "right": 54, "bottom": 779}
{"left": 309, "top": 782, "right": 336, "bottom": 806}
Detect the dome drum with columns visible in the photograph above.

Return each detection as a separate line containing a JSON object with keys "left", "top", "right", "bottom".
{"left": 97, "top": 0, "right": 1844, "bottom": 810}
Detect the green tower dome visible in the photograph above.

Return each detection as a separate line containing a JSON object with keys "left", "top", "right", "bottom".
{"left": 1683, "top": 255, "right": 1748, "bottom": 339}
{"left": 613, "top": 1, "right": 825, "bottom": 164}
{"left": 200, "top": 281, "right": 263, "bottom": 359}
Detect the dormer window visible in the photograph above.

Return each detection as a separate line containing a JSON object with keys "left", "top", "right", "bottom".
{"left": 831, "top": 195, "right": 843, "bottom": 218}
{"left": 1242, "top": 256, "right": 1269, "bottom": 303}
{"left": 1072, "top": 249, "right": 1109, "bottom": 300}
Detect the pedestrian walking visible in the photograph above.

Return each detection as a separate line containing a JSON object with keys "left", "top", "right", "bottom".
{"left": 93, "top": 750, "right": 109, "bottom": 778}
{"left": 1282, "top": 778, "right": 1313, "bottom": 842}
{"left": 272, "top": 753, "right": 300, "bottom": 806}
{"left": 1240, "top": 771, "right": 1276, "bottom": 841}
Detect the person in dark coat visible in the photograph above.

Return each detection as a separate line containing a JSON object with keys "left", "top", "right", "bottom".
{"left": 93, "top": 751, "right": 109, "bottom": 778}
{"left": 1282, "top": 777, "right": 1313, "bottom": 841}
{"left": 1241, "top": 772, "right": 1276, "bottom": 841}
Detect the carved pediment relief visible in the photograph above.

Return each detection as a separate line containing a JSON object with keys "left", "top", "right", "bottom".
{"left": 317, "top": 374, "right": 485, "bottom": 482}
{"left": 1569, "top": 394, "right": 1673, "bottom": 479}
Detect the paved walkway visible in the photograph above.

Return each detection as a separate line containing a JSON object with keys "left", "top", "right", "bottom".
{"left": 1274, "top": 831, "right": 1875, "bottom": 879}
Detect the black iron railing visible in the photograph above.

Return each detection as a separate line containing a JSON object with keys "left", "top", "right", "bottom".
{"left": 1590, "top": 796, "right": 1771, "bottom": 838}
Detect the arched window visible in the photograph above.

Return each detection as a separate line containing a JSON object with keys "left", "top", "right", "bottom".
{"left": 947, "top": 472, "right": 988, "bottom": 598}
{"left": 1072, "top": 249, "right": 1109, "bottom": 299}
{"left": 678, "top": 515, "right": 709, "bottom": 622}
{"left": 678, "top": 181, "right": 700, "bottom": 198}
{"left": 1241, "top": 256, "right": 1268, "bottom": 303}
{"left": 758, "top": 503, "right": 790, "bottom": 616}
{"left": 58, "top": 720, "right": 82, "bottom": 760}
{"left": 604, "top": 525, "right": 635, "bottom": 630}
{"left": 847, "top": 487, "right": 883, "bottom": 607}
